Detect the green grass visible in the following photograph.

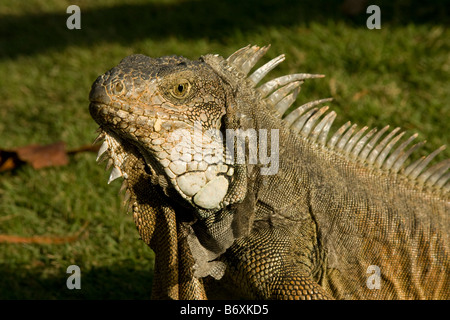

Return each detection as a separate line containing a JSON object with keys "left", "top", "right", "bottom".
{"left": 0, "top": 0, "right": 449, "bottom": 299}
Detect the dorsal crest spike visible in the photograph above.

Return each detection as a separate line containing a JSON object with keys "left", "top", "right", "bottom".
{"left": 258, "top": 73, "right": 325, "bottom": 98}
{"left": 405, "top": 145, "right": 446, "bottom": 179}
{"left": 383, "top": 133, "right": 418, "bottom": 170}
{"left": 283, "top": 98, "right": 333, "bottom": 125}
{"left": 226, "top": 44, "right": 271, "bottom": 76}
{"left": 344, "top": 126, "right": 368, "bottom": 154}
{"left": 265, "top": 81, "right": 302, "bottom": 114}
{"left": 248, "top": 54, "right": 285, "bottom": 85}
{"left": 367, "top": 127, "right": 401, "bottom": 165}
{"left": 226, "top": 45, "right": 251, "bottom": 64}
{"left": 418, "top": 159, "right": 450, "bottom": 186}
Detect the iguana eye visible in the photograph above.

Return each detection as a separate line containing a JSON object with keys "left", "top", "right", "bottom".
{"left": 171, "top": 80, "right": 191, "bottom": 98}
{"left": 114, "top": 82, "right": 124, "bottom": 94}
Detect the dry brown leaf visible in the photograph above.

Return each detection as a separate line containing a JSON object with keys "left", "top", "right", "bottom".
{"left": 15, "top": 141, "right": 69, "bottom": 169}
{"left": 0, "top": 142, "right": 100, "bottom": 172}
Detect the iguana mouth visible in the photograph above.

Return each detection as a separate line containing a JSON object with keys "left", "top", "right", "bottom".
{"left": 90, "top": 101, "right": 234, "bottom": 212}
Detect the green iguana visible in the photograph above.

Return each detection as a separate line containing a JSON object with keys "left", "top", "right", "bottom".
{"left": 89, "top": 45, "right": 449, "bottom": 300}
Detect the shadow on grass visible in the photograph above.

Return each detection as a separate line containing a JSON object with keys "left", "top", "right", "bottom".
{"left": 1, "top": 0, "right": 449, "bottom": 59}
{"left": 0, "top": 263, "right": 153, "bottom": 299}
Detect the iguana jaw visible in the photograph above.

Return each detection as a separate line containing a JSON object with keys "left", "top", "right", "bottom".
{"left": 90, "top": 99, "right": 234, "bottom": 215}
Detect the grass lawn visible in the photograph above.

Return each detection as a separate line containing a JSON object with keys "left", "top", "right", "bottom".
{"left": 0, "top": 0, "right": 448, "bottom": 299}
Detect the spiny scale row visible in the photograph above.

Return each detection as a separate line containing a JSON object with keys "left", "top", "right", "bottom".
{"left": 226, "top": 45, "right": 449, "bottom": 191}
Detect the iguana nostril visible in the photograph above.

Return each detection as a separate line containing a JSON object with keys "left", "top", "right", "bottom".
{"left": 89, "top": 79, "right": 110, "bottom": 104}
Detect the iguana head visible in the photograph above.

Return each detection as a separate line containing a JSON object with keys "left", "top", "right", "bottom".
{"left": 89, "top": 54, "right": 238, "bottom": 214}
{"left": 89, "top": 45, "right": 327, "bottom": 219}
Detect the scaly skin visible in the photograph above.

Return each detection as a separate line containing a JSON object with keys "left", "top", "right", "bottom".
{"left": 89, "top": 45, "right": 449, "bottom": 299}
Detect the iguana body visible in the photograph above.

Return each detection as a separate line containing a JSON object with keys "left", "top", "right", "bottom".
{"left": 89, "top": 45, "right": 449, "bottom": 299}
